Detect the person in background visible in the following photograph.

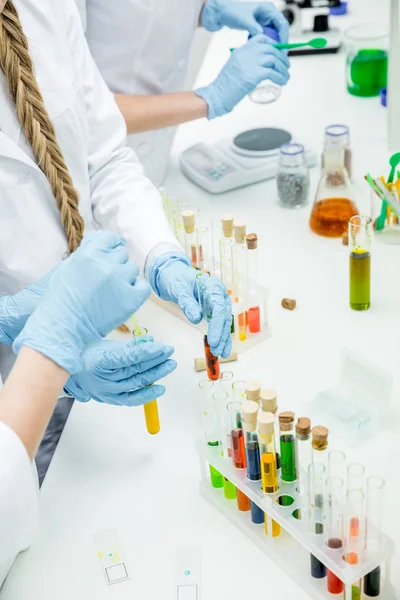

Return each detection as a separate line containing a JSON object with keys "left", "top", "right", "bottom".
{"left": 78, "top": 0, "right": 290, "bottom": 185}
{"left": 0, "top": 232, "right": 174, "bottom": 586}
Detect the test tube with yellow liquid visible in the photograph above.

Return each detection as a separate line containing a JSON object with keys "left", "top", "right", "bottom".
{"left": 257, "top": 412, "right": 281, "bottom": 538}
{"left": 349, "top": 216, "right": 372, "bottom": 311}
{"left": 132, "top": 317, "right": 160, "bottom": 435}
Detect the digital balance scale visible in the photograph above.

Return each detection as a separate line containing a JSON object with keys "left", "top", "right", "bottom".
{"left": 180, "top": 127, "right": 317, "bottom": 194}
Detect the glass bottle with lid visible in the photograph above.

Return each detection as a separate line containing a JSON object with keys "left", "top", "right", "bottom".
{"left": 322, "top": 124, "right": 352, "bottom": 179}
{"left": 309, "top": 128, "right": 358, "bottom": 237}
{"left": 277, "top": 143, "right": 310, "bottom": 209}
{"left": 249, "top": 26, "right": 282, "bottom": 104}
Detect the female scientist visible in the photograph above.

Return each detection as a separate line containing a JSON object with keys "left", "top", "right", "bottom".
{"left": 0, "top": 232, "right": 164, "bottom": 585}
{"left": 79, "top": 0, "right": 290, "bottom": 185}
{"left": 0, "top": 0, "right": 232, "bottom": 390}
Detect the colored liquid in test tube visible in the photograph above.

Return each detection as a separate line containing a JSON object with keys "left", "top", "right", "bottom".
{"left": 214, "top": 390, "right": 237, "bottom": 500}
{"left": 199, "top": 379, "right": 223, "bottom": 489}
{"left": 279, "top": 412, "right": 297, "bottom": 483}
{"left": 345, "top": 490, "right": 365, "bottom": 600}
{"left": 227, "top": 401, "right": 250, "bottom": 511}
{"left": 325, "top": 477, "right": 345, "bottom": 594}
{"left": 132, "top": 324, "right": 160, "bottom": 435}
{"left": 242, "top": 400, "right": 264, "bottom": 524}
{"left": 308, "top": 463, "right": 327, "bottom": 579}
{"left": 196, "top": 271, "right": 220, "bottom": 381}
{"left": 182, "top": 210, "right": 198, "bottom": 267}
{"left": 232, "top": 221, "right": 247, "bottom": 342}
{"left": 349, "top": 216, "right": 372, "bottom": 311}
{"left": 260, "top": 389, "right": 280, "bottom": 470}
{"left": 246, "top": 233, "right": 261, "bottom": 333}
{"left": 258, "top": 412, "right": 280, "bottom": 537}
{"left": 364, "top": 477, "right": 385, "bottom": 598}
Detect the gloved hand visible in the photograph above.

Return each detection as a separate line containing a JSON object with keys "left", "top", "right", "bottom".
{"left": 64, "top": 338, "right": 177, "bottom": 406}
{"left": 152, "top": 254, "right": 232, "bottom": 358}
{"left": 0, "top": 270, "right": 53, "bottom": 346}
{"left": 202, "top": 0, "right": 289, "bottom": 41}
{"left": 13, "top": 232, "right": 151, "bottom": 373}
{"left": 195, "top": 35, "right": 290, "bottom": 119}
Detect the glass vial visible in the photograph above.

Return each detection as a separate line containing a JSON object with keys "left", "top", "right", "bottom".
{"left": 349, "top": 215, "right": 372, "bottom": 311}
{"left": 182, "top": 210, "right": 198, "bottom": 267}
{"left": 220, "top": 214, "right": 234, "bottom": 296}
{"left": 260, "top": 389, "right": 280, "bottom": 470}
{"left": 322, "top": 124, "right": 352, "bottom": 178}
{"left": 308, "top": 462, "right": 327, "bottom": 579}
{"left": 364, "top": 476, "right": 385, "bottom": 598}
{"left": 199, "top": 379, "right": 223, "bottom": 488}
{"left": 277, "top": 143, "right": 310, "bottom": 209}
{"left": 295, "top": 417, "right": 311, "bottom": 494}
{"left": 204, "top": 335, "right": 220, "bottom": 381}
{"left": 214, "top": 390, "right": 237, "bottom": 500}
{"left": 232, "top": 221, "right": 247, "bottom": 342}
{"left": 196, "top": 226, "right": 214, "bottom": 274}
{"left": 242, "top": 400, "right": 264, "bottom": 524}
{"left": 310, "top": 129, "right": 357, "bottom": 237}
{"left": 312, "top": 426, "right": 329, "bottom": 468}
{"left": 258, "top": 412, "right": 280, "bottom": 537}
{"left": 246, "top": 233, "right": 261, "bottom": 333}
{"left": 279, "top": 411, "right": 297, "bottom": 483}
{"left": 325, "top": 477, "right": 345, "bottom": 594}
{"left": 227, "top": 401, "right": 250, "bottom": 511}
{"left": 345, "top": 490, "right": 365, "bottom": 599}
{"left": 249, "top": 26, "right": 282, "bottom": 104}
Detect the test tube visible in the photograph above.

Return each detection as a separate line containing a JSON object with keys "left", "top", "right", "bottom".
{"left": 227, "top": 401, "right": 250, "bottom": 512}
{"left": 245, "top": 380, "right": 261, "bottom": 405}
{"left": 132, "top": 326, "right": 160, "bottom": 435}
{"left": 214, "top": 390, "right": 236, "bottom": 500}
{"left": 363, "top": 476, "right": 385, "bottom": 598}
{"left": 242, "top": 400, "right": 264, "bottom": 524}
{"left": 219, "top": 214, "right": 234, "bottom": 296}
{"left": 260, "top": 388, "right": 280, "bottom": 470}
{"left": 196, "top": 226, "right": 214, "bottom": 275}
{"left": 347, "top": 464, "right": 366, "bottom": 492}
{"left": 232, "top": 221, "right": 247, "bottom": 342}
{"left": 325, "top": 476, "right": 345, "bottom": 594}
{"left": 218, "top": 370, "right": 234, "bottom": 398}
{"left": 203, "top": 335, "right": 220, "bottom": 381}
{"left": 328, "top": 451, "right": 346, "bottom": 481}
{"left": 279, "top": 411, "right": 297, "bottom": 483}
{"left": 232, "top": 380, "right": 247, "bottom": 404}
{"left": 295, "top": 417, "right": 311, "bottom": 494}
{"left": 198, "top": 379, "right": 223, "bottom": 489}
{"left": 182, "top": 210, "right": 198, "bottom": 267}
{"left": 349, "top": 215, "right": 372, "bottom": 311}
{"left": 196, "top": 271, "right": 213, "bottom": 322}
{"left": 312, "top": 426, "right": 329, "bottom": 468}
{"left": 246, "top": 233, "right": 261, "bottom": 333}
{"left": 308, "top": 462, "right": 327, "bottom": 579}
{"left": 258, "top": 412, "right": 281, "bottom": 537}
{"left": 345, "top": 490, "right": 365, "bottom": 600}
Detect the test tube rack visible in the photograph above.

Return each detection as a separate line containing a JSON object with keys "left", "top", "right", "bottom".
{"left": 197, "top": 439, "right": 396, "bottom": 600}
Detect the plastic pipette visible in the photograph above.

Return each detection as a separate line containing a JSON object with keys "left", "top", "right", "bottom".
{"left": 132, "top": 315, "right": 160, "bottom": 435}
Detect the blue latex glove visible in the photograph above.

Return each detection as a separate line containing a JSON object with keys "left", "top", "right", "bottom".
{"left": 13, "top": 232, "right": 151, "bottom": 373}
{"left": 64, "top": 338, "right": 177, "bottom": 406}
{"left": 151, "top": 254, "right": 232, "bottom": 358}
{"left": 195, "top": 34, "right": 290, "bottom": 119}
{"left": 202, "top": 0, "right": 289, "bottom": 41}
{"left": 0, "top": 271, "right": 53, "bottom": 345}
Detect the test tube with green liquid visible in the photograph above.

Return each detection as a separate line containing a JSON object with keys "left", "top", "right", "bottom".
{"left": 278, "top": 411, "right": 297, "bottom": 483}
{"left": 198, "top": 380, "right": 223, "bottom": 488}
{"left": 349, "top": 216, "right": 372, "bottom": 311}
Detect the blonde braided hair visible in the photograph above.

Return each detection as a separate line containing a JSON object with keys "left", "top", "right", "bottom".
{"left": 0, "top": 0, "right": 85, "bottom": 253}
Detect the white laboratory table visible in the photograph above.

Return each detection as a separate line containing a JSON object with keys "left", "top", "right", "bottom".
{"left": 3, "top": 1, "right": 400, "bottom": 599}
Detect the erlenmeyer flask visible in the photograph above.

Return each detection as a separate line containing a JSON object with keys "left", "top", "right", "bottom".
{"left": 310, "top": 128, "right": 358, "bottom": 237}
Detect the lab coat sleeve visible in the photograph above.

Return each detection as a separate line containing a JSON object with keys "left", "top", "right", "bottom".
{"left": 0, "top": 422, "right": 39, "bottom": 586}
{"left": 65, "top": 2, "right": 181, "bottom": 276}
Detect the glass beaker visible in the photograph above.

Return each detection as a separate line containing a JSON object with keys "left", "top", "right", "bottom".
{"left": 322, "top": 125, "right": 352, "bottom": 179}
{"left": 277, "top": 143, "right": 310, "bottom": 209}
{"left": 249, "top": 26, "right": 282, "bottom": 104}
{"left": 349, "top": 215, "right": 372, "bottom": 311}
{"left": 345, "top": 24, "right": 388, "bottom": 97}
{"left": 310, "top": 128, "right": 358, "bottom": 237}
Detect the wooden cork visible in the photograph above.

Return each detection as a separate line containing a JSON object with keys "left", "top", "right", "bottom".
{"left": 241, "top": 400, "right": 260, "bottom": 424}
{"left": 260, "top": 389, "right": 277, "bottom": 413}
{"left": 282, "top": 298, "right": 296, "bottom": 310}
{"left": 246, "top": 233, "right": 258, "bottom": 250}
{"left": 246, "top": 380, "right": 261, "bottom": 402}
{"left": 279, "top": 411, "right": 295, "bottom": 432}
{"left": 312, "top": 426, "right": 329, "bottom": 443}
{"left": 182, "top": 210, "right": 195, "bottom": 234}
{"left": 296, "top": 417, "right": 311, "bottom": 436}
{"left": 342, "top": 231, "right": 349, "bottom": 246}
{"left": 234, "top": 220, "right": 246, "bottom": 244}
{"left": 221, "top": 214, "right": 234, "bottom": 238}
{"left": 258, "top": 411, "right": 275, "bottom": 436}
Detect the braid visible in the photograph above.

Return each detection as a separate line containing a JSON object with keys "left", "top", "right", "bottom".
{"left": 0, "top": 1, "right": 85, "bottom": 253}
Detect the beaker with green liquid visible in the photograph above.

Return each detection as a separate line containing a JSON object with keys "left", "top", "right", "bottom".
{"left": 349, "top": 216, "right": 372, "bottom": 311}
{"left": 345, "top": 24, "right": 388, "bottom": 97}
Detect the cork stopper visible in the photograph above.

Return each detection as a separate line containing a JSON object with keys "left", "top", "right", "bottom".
{"left": 182, "top": 210, "right": 195, "bottom": 234}
{"left": 312, "top": 426, "right": 329, "bottom": 444}
{"left": 257, "top": 411, "right": 275, "bottom": 436}
{"left": 246, "top": 233, "right": 258, "bottom": 250}
{"left": 221, "top": 214, "right": 234, "bottom": 238}
{"left": 260, "top": 389, "right": 277, "bottom": 413}
{"left": 296, "top": 417, "right": 311, "bottom": 436}
{"left": 241, "top": 400, "right": 259, "bottom": 424}
{"left": 246, "top": 380, "right": 261, "bottom": 402}
{"left": 234, "top": 220, "right": 246, "bottom": 244}
{"left": 278, "top": 411, "right": 295, "bottom": 432}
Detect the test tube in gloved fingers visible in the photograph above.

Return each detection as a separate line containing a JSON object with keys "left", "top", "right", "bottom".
{"left": 132, "top": 319, "right": 160, "bottom": 435}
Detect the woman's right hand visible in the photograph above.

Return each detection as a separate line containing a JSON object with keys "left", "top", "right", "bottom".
{"left": 194, "top": 34, "right": 290, "bottom": 119}
{"left": 13, "top": 232, "right": 150, "bottom": 373}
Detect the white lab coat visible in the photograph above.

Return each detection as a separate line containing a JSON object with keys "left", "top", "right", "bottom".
{"left": 0, "top": 421, "right": 39, "bottom": 588}
{"left": 0, "top": 0, "right": 180, "bottom": 380}
{"left": 80, "top": 0, "right": 204, "bottom": 186}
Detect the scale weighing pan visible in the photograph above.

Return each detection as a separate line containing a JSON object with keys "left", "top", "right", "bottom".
{"left": 180, "top": 127, "right": 317, "bottom": 194}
